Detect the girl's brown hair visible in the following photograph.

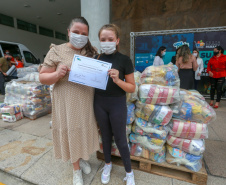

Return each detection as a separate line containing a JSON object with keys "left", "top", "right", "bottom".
{"left": 98, "top": 24, "right": 120, "bottom": 50}
{"left": 68, "top": 17, "right": 98, "bottom": 57}
{"left": 176, "top": 45, "right": 192, "bottom": 63}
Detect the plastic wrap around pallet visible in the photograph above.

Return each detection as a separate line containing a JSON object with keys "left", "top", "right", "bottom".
{"left": 4, "top": 81, "right": 51, "bottom": 119}
{"left": 166, "top": 145, "right": 202, "bottom": 172}
{"left": 171, "top": 90, "right": 216, "bottom": 124}
{"left": 126, "top": 71, "right": 141, "bottom": 102}
{"left": 127, "top": 103, "right": 135, "bottom": 124}
{"left": 20, "top": 72, "right": 40, "bottom": 82}
{"left": 133, "top": 118, "right": 169, "bottom": 140}
{"left": 130, "top": 143, "right": 166, "bottom": 163}
{"left": 168, "top": 119, "right": 208, "bottom": 139}
{"left": 139, "top": 84, "right": 180, "bottom": 105}
{"left": 140, "top": 64, "right": 180, "bottom": 87}
{"left": 17, "top": 65, "right": 39, "bottom": 78}
{"left": 135, "top": 101, "right": 173, "bottom": 125}
{"left": 166, "top": 135, "right": 205, "bottom": 156}
{"left": 129, "top": 133, "right": 166, "bottom": 153}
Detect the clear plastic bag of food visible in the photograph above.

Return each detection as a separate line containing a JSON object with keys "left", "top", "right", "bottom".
{"left": 139, "top": 84, "right": 180, "bottom": 105}
{"left": 168, "top": 119, "right": 208, "bottom": 139}
{"left": 133, "top": 118, "right": 169, "bottom": 140}
{"left": 127, "top": 103, "right": 135, "bottom": 124}
{"left": 166, "top": 144, "right": 202, "bottom": 172}
{"left": 140, "top": 64, "right": 180, "bottom": 87}
{"left": 166, "top": 135, "right": 205, "bottom": 156}
{"left": 135, "top": 101, "right": 173, "bottom": 125}
{"left": 172, "top": 90, "right": 216, "bottom": 124}
{"left": 129, "top": 133, "right": 166, "bottom": 153}
{"left": 130, "top": 143, "right": 166, "bottom": 163}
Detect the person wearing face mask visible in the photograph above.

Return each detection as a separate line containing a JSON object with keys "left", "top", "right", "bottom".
{"left": 153, "top": 46, "right": 166, "bottom": 66}
{"left": 193, "top": 48, "right": 204, "bottom": 90}
{"left": 94, "top": 24, "right": 136, "bottom": 185}
{"left": 39, "top": 17, "right": 99, "bottom": 185}
{"left": 0, "top": 53, "right": 12, "bottom": 95}
{"left": 207, "top": 46, "right": 226, "bottom": 108}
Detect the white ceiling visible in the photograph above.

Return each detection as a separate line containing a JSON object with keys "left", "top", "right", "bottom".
{"left": 0, "top": 0, "right": 81, "bottom": 34}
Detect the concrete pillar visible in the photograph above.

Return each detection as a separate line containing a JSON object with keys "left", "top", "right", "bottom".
{"left": 81, "top": 0, "right": 110, "bottom": 52}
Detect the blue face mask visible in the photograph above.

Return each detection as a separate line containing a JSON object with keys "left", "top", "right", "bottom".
{"left": 162, "top": 52, "right": 166, "bottom": 56}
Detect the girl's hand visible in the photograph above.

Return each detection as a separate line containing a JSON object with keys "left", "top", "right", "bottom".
{"left": 56, "top": 65, "right": 70, "bottom": 79}
{"left": 108, "top": 69, "right": 119, "bottom": 83}
{"left": 209, "top": 71, "right": 213, "bottom": 77}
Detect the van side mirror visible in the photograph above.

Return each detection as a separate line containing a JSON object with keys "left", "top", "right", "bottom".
{"left": 37, "top": 58, "right": 41, "bottom": 64}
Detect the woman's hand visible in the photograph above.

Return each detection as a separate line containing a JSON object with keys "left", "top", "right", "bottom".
{"left": 56, "top": 65, "right": 70, "bottom": 79}
{"left": 209, "top": 71, "right": 213, "bottom": 77}
{"left": 198, "top": 73, "right": 201, "bottom": 76}
{"left": 108, "top": 69, "right": 119, "bottom": 83}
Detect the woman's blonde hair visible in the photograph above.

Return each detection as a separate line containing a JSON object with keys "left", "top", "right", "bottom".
{"left": 98, "top": 24, "right": 120, "bottom": 50}
{"left": 176, "top": 45, "right": 192, "bottom": 63}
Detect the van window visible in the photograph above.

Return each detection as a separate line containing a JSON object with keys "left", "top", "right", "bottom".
{"left": 23, "top": 51, "right": 38, "bottom": 64}
{"left": 0, "top": 43, "right": 21, "bottom": 58}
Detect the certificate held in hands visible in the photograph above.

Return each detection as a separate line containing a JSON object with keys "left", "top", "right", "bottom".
{"left": 68, "top": 55, "right": 112, "bottom": 90}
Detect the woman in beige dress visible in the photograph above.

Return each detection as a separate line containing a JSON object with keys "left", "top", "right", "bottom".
{"left": 39, "top": 17, "right": 99, "bottom": 185}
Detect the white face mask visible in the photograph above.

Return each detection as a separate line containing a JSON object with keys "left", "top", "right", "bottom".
{"left": 162, "top": 51, "right": 166, "bottom": 56}
{"left": 69, "top": 32, "right": 88, "bottom": 49}
{"left": 100, "top": 42, "right": 116, "bottom": 55}
{"left": 193, "top": 53, "right": 198, "bottom": 57}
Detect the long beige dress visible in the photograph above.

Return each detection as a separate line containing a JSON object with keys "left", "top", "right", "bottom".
{"left": 42, "top": 43, "right": 99, "bottom": 163}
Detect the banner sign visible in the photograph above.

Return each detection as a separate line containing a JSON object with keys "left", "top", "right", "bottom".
{"left": 134, "top": 30, "right": 226, "bottom": 94}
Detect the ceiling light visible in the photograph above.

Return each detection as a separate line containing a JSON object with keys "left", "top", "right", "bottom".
{"left": 24, "top": 4, "right": 30, "bottom": 7}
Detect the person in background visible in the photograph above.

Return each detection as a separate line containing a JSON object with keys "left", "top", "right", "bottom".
{"left": 171, "top": 47, "right": 180, "bottom": 65}
{"left": 39, "top": 17, "right": 99, "bottom": 185}
{"left": 14, "top": 56, "right": 24, "bottom": 68}
{"left": 207, "top": 46, "right": 226, "bottom": 108}
{"left": 94, "top": 24, "right": 136, "bottom": 185}
{"left": 0, "top": 53, "right": 11, "bottom": 95}
{"left": 193, "top": 48, "right": 204, "bottom": 90}
{"left": 176, "top": 45, "right": 198, "bottom": 90}
{"left": 153, "top": 46, "right": 166, "bottom": 66}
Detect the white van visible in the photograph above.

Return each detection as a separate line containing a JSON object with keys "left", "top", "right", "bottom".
{"left": 0, "top": 40, "right": 40, "bottom": 67}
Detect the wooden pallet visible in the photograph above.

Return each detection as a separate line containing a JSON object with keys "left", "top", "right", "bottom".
{"left": 96, "top": 151, "right": 207, "bottom": 185}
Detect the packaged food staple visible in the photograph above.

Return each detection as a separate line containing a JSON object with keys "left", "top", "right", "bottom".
{"left": 2, "top": 111, "right": 23, "bottom": 122}
{"left": 139, "top": 84, "right": 180, "bottom": 105}
{"left": 129, "top": 133, "right": 166, "bottom": 153}
{"left": 0, "top": 104, "right": 22, "bottom": 115}
{"left": 166, "top": 145, "right": 202, "bottom": 172}
{"left": 168, "top": 119, "right": 208, "bottom": 139}
{"left": 172, "top": 90, "right": 216, "bottom": 124}
{"left": 133, "top": 118, "right": 169, "bottom": 140}
{"left": 130, "top": 143, "right": 166, "bottom": 163}
{"left": 135, "top": 101, "right": 173, "bottom": 125}
{"left": 126, "top": 124, "right": 132, "bottom": 135}
{"left": 140, "top": 64, "right": 180, "bottom": 87}
{"left": 127, "top": 103, "right": 135, "bottom": 124}
{"left": 167, "top": 135, "right": 205, "bottom": 156}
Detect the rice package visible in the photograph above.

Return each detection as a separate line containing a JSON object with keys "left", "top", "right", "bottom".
{"left": 127, "top": 103, "right": 135, "bottom": 124}
{"left": 129, "top": 133, "right": 165, "bottom": 153}
{"left": 130, "top": 143, "right": 166, "bottom": 163}
{"left": 168, "top": 119, "right": 208, "bottom": 139}
{"left": 134, "top": 118, "right": 169, "bottom": 140}
{"left": 1, "top": 104, "right": 21, "bottom": 115}
{"left": 172, "top": 90, "right": 216, "bottom": 123}
{"left": 166, "top": 145, "right": 202, "bottom": 172}
{"left": 139, "top": 84, "right": 180, "bottom": 105}
{"left": 140, "top": 64, "right": 180, "bottom": 87}
{"left": 167, "top": 135, "right": 205, "bottom": 156}
{"left": 135, "top": 101, "right": 173, "bottom": 125}
{"left": 2, "top": 112, "right": 23, "bottom": 122}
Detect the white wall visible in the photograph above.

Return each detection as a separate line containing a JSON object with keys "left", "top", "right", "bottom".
{"left": 0, "top": 24, "right": 66, "bottom": 61}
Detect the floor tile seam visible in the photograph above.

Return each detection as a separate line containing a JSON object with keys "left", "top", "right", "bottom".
{"left": 89, "top": 161, "right": 104, "bottom": 185}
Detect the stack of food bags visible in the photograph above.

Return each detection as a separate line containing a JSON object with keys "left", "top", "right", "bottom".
{"left": 99, "top": 102, "right": 136, "bottom": 156}
{"left": 4, "top": 80, "right": 51, "bottom": 120}
{"left": 166, "top": 90, "right": 216, "bottom": 171}
{"left": 17, "top": 65, "right": 39, "bottom": 78}
{"left": 129, "top": 64, "right": 180, "bottom": 163}
{"left": 1, "top": 104, "right": 23, "bottom": 122}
